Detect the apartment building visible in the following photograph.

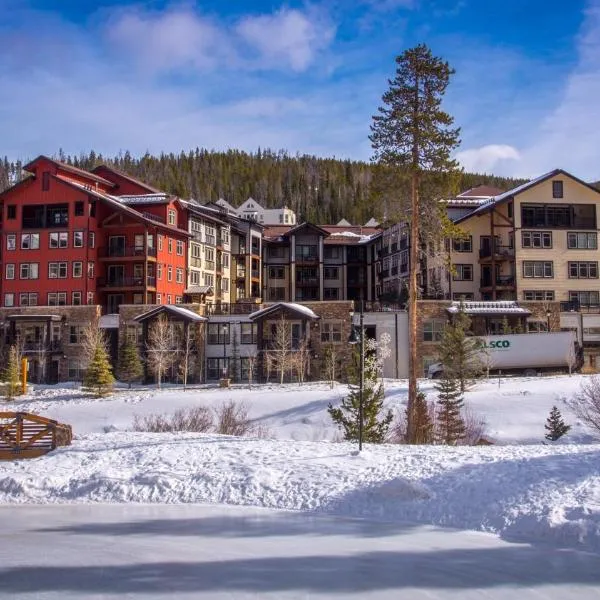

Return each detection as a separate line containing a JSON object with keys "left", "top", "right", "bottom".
{"left": 262, "top": 223, "right": 380, "bottom": 303}
{"left": 216, "top": 197, "right": 297, "bottom": 225}
{"left": 0, "top": 157, "right": 190, "bottom": 313}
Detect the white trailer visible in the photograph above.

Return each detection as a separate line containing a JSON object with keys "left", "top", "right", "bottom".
{"left": 427, "top": 331, "right": 581, "bottom": 378}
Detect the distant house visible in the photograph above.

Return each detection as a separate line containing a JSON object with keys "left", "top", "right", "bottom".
{"left": 216, "top": 197, "right": 297, "bottom": 226}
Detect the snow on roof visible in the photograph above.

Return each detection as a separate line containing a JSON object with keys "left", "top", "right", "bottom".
{"left": 249, "top": 302, "right": 319, "bottom": 321}
{"left": 133, "top": 305, "right": 206, "bottom": 323}
{"left": 99, "top": 314, "right": 119, "bottom": 329}
{"left": 336, "top": 218, "right": 352, "bottom": 226}
{"left": 116, "top": 193, "right": 171, "bottom": 205}
{"left": 447, "top": 301, "right": 531, "bottom": 315}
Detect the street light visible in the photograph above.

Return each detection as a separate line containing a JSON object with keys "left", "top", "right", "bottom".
{"left": 348, "top": 301, "right": 364, "bottom": 451}
{"left": 546, "top": 309, "right": 551, "bottom": 332}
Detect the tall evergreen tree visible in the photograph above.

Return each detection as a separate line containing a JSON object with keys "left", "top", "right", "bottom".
{"left": 328, "top": 339, "right": 393, "bottom": 443}
{"left": 117, "top": 338, "right": 144, "bottom": 388}
{"left": 545, "top": 406, "right": 571, "bottom": 441}
{"left": 370, "top": 44, "right": 461, "bottom": 442}
{"left": 83, "top": 345, "right": 115, "bottom": 398}
{"left": 437, "top": 304, "right": 483, "bottom": 392}
{"left": 435, "top": 374, "right": 465, "bottom": 445}
{"left": 3, "top": 345, "right": 21, "bottom": 399}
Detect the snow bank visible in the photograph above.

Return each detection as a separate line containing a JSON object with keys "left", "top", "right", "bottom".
{"left": 1, "top": 433, "right": 599, "bottom": 551}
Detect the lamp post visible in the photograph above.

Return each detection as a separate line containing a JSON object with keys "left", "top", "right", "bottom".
{"left": 546, "top": 310, "right": 551, "bottom": 332}
{"left": 348, "top": 301, "right": 365, "bottom": 451}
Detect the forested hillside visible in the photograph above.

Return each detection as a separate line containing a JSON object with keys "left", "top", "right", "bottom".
{"left": 0, "top": 149, "right": 527, "bottom": 224}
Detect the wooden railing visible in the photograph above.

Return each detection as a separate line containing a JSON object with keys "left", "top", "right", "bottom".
{"left": 0, "top": 412, "right": 72, "bottom": 459}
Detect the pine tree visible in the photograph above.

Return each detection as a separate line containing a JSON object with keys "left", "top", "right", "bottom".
{"left": 438, "top": 304, "right": 483, "bottom": 392}
{"left": 435, "top": 374, "right": 465, "bottom": 445}
{"left": 370, "top": 44, "right": 461, "bottom": 443}
{"left": 545, "top": 406, "right": 571, "bottom": 441}
{"left": 117, "top": 338, "right": 144, "bottom": 388}
{"left": 83, "top": 345, "right": 115, "bottom": 398}
{"left": 410, "top": 390, "right": 434, "bottom": 444}
{"left": 328, "top": 339, "right": 393, "bottom": 443}
{"left": 3, "top": 345, "right": 21, "bottom": 399}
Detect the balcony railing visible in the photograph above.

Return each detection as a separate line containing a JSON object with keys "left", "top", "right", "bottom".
{"left": 251, "top": 269, "right": 260, "bottom": 279}
{"left": 479, "top": 246, "right": 514, "bottom": 260}
{"left": 99, "top": 246, "right": 157, "bottom": 258}
{"left": 560, "top": 301, "right": 600, "bottom": 313}
{"left": 6, "top": 339, "right": 63, "bottom": 352}
{"left": 363, "top": 302, "right": 405, "bottom": 312}
{"left": 205, "top": 303, "right": 260, "bottom": 315}
{"left": 97, "top": 276, "right": 157, "bottom": 288}
{"left": 480, "top": 275, "right": 515, "bottom": 288}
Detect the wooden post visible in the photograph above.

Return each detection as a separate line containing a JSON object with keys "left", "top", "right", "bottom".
{"left": 20, "top": 358, "right": 27, "bottom": 395}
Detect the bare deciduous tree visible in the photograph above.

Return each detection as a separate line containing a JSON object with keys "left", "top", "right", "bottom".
{"left": 292, "top": 339, "right": 311, "bottom": 385}
{"left": 322, "top": 344, "right": 338, "bottom": 389}
{"left": 568, "top": 377, "right": 600, "bottom": 436}
{"left": 271, "top": 316, "right": 293, "bottom": 384}
{"left": 246, "top": 354, "right": 257, "bottom": 389}
{"left": 146, "top": 315, "right": 176, "bottom": 389}
{"left": 82, "top": 318, "right": 109, "bottom": 369}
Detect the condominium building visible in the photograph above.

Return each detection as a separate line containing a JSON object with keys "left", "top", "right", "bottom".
{"left": 216, "top": 197, "right": 297, "bottom": 225}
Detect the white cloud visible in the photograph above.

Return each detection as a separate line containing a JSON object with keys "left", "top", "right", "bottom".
{"left": 456, "top": 144, "right": 521, "bottom": 174}
{"left": 236, "top": 8, "right": 335, "bottom": 72}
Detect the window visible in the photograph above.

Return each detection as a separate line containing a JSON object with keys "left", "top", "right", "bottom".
{"left": 423, "top": 319, "right": 445, "bottom": 342}
{"left": 48, "top": 292, "right": 67, "bottom": 306}
{"left": 568, "top": 261, "right": 598, "bottom": 279}
{"left": 205, "top": 247, "right": 214, "bottom": 261}
{"left": 42, "top": 171, "right": 50, "bottom": 191}
{"left": 6, "top": 234, "right": 15, "bottom": 250}
{"left": 133, "top": 264, "right": 144, "bottom": 280}
{"left": 452, "top": 264, "right": 473, "bottom": 281}
{"left": 521, "top": 203, "right": 595, "bottom": 229}
{"left": 523, "top": 290, "right": 555, "bottom": 301}
{"left": 324, "top": 267, "right": 339, "bottom": 280}
{"left": 19, "top": 293, "right": 37, "bottom": 307}
{"left": 268, "top": 246, "right": 286, "bottom": 259}
{"left": 324, "top": 287, "right": 339, "bottom": 300}
{"left": 49, "top": 262, "right": 68, "bottom": 278}
{"left": 75, "top": 201, "right": 84, "bottom": 216}
{"left": 69, "top": 326, "right": 85, "bottom": 344}
{"left": 167, "top": 266, "right": 172, "bottom": 281}
{"left": 133, "top": 294, "right": 144, "bottom": 304}
{"left": 207, "top": 323, "right": 230, "bottom": 345}
{"left": 72, "top": 291, "right": 82, "bottom": 305}
{"left": 507, "top": 202, "right": 513, "bottom": 219}
{"left": 176, "top": 268, "right": 184, "bottom": 283}
{"left": 168, "top": 209, "right": 176, "bottom": 225}
{"left": 453, "top": 236, "right": 472, "bottom": 252}
{"left": 157, "top": 264, "right": 163, "bottom": 280}
{"left": 325, "top": 247, "right": 340, "bottom": 260}
{"left": 20, "top": 263, "right": 39, "bottom": 279}
{"left": 269, "top": 267, "right": 285, "bottom": 279}
{"left": 4, "top": 293, "right": 14, "bottom": 307}
{"left": 176, "top": 240, "right": 184, "bottom": 256}
{"left": 89, "top": 232, "right": 95, "bottom": 248}
{"left": 46, "top": 204, "right": 69, "bottom": 227}
{"left": 568, "top": 232, "right": 597, "bottom": 249}
{"left": 72, "top": 262, "right": 83, "bottom": 278}
{"left": 69, "top": 231, "right": 82, "bottom": 248}
{"left": 569, "top": 290, "right": 600, "bottom": 308}
{"left": 204, "top": 273, "right": 214, "bottom": 286}
{"left": 21, "top": 233, "right": 40, "bottom": 250}
{"left": 88, "top": 262, "right": 95, "bottom": 278}
{"left": 221, "top": 278, "right": 229, "bottom": 292}
{"left": 168, "top": 239, "right": 173, "bottom": 254}
{"left": 7, "top": 205, "right": 16, "bottom": 219}
{"left": 207, "top": 358, "right": 229, "bottom": 380}
{"left": 223, "top": 254, "right": 229, "bottom": 268}
{"left": 5, "top": 264, "right": 14, "bottom": 279}
{"left": 269, "top": 287, "right": 285, "bottom": 301}
{"left": 87, "top": 291, "right": 94, "bottom": 305}
{"left": 321, "top": 321, "right": 342, "bottom": 343}
{"left": 297, "top": 245, "right": 318, "bottom": 260}
{"left": 240, "top": 323, "right": 257, "bottom": 344}
{"left": 523, "top": 261, "right": 553, "bottom": 278}
{"left": 552, "top": 180, "right": 563, "bottom": 198}
{"left": 156, "top": 293, "right": 162, "bottom": 304}
{"left": 49, "top": 232, "right": 68, "bottom": 248}
{"left": 528, "top": 320, "right": 549, "bottom": 333}
{"left": 68, "top": 361, "right": 84, "bottom": 381}
{"left": 158, "top": 235, "right": 163, "bottom": 251}
{"left": 521, "top": 231, "right": 552, "bottom": 248}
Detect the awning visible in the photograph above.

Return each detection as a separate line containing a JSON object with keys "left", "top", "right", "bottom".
{"left": 184, "top": 286, "right": 214, "bottom": 296}
{"left": 447, "top": 301, "right": 531, "bottom": 316}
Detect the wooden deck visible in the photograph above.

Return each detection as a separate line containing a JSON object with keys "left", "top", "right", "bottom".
{"left": 0, "top": 412, "right": 72, "bottom": 460}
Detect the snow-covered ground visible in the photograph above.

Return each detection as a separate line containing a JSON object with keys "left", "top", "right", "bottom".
{"left": 2, "top": 503, "right": 599, "bottom": 600}
{"left": 6, "top": 374, "right": 598, "bottom": 444}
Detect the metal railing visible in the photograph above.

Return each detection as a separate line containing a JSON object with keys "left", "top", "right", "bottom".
{"left": 99, "top": 246, "right": 157, "bottom": 258}
{"left": 480, "top": 276, "right": 515, "bottom": 288}
{"left": 97, "top": 276, "right": 157, "bottom": 288}
{"left": 205, "top": 303, "right": 261, "bottom": 315}
{"left": 479, "top": 246, "right": 514, "bottom": 259}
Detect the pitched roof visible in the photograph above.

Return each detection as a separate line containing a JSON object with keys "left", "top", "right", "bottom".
{"left": 446, "top": 301, "right": 531, "bottom": 316}
{"left": 91, "top": 165, "right": 162, "bottom": 193}
{"left": 117, "top": 193, "right": 172, "bottom": 205}
{"left": 456, "top": 185, "right": 505, "bottom": 198}
{"left": 133, "top": 305, "right": 206, "bottom": 323}
{"left": 23, "top": 155, "right": 115, "bottom": 187}
{"left": 455, "top": 169, "right": 600, "bottom": 223}
{"left": 249, "top": 302, "right": 319, "bottom": 321}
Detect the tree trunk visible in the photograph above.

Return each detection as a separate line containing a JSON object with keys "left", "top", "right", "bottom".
{"left": 407, "top": 171, "right": 420, "bottom": 443}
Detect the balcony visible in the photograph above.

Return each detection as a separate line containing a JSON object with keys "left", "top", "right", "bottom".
{"left": 205, "top": 303, "right": 260, "bottom": 315}
{"left": 480, "top": 275, "right": 515, "bottom": 290}
{"left": 479, "top": 246, "right": 514, "bottom": 261}
{"left": 97, "top": 276, "right": 157, "bottom": 289}
{"left": 251, "top": 269, "right": 260, "bottom": 279}
{"left": 99, "top": 246, "right": 157, "bottom": 259}
{"left": 296, "top": 277, "right": 319, "bottom": 286}
{"left": 8, "top": 340, "right": 63, "bottom": 353}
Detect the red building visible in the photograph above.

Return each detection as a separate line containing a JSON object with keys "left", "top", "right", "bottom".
{"left": 0, "top": 156, "right": 189, "bottom": 313}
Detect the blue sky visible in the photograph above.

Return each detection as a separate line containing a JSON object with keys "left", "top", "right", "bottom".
{"left": 2, "top": 0, "right": 599, "bottom": 179}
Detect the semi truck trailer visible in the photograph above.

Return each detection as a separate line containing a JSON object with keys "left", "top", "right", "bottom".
{"left": 427, "top": 331, "right": 582, "bottom": 379}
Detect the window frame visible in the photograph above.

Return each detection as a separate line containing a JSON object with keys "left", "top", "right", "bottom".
{"left": 522, "top": 261, "right": 554, "bottom": 278}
